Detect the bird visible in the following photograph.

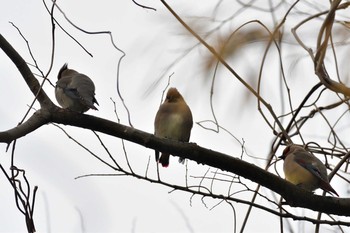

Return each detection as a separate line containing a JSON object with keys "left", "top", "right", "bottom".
{"left": 55, "top": 63, "right": 99, "bottom": 113}
{"left": 154, "top": 87, "right": 193, "bottom": 167}
{"left": 279, "top": 145, "right": 338, "bottom": 196}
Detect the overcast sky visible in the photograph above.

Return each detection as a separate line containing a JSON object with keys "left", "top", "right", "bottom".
{"left": 1, "top": 1, "right": 349, "bottom": 232}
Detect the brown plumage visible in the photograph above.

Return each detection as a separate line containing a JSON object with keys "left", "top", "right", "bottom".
{"left": 154, "top": 88, "right": 193, "bottom": 167}
{"left": 279, "top": 145, "right": 338, "bottom": 196}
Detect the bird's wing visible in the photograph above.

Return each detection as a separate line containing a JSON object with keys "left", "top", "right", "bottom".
{"left": 293, "top": 154, "right": 327, "bottom": 182}
{"left": 294, "top": 150, "right": 338, "bottom": 196}
{"left": 71, "top": 75, "right": 98, "bottom": 110}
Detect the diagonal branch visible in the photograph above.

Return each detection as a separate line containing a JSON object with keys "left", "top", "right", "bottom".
{"left": 52, "top": 110, "right": 350, "bottom": 216}
{"left": 0, "top": 34, "right": 54, "bottom": 109}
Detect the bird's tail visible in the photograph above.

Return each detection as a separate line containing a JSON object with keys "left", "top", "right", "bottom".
{"left": 159, "top": 153, "right": 170, "bottom": 167}
{"left": 320, "top": 180, "right": 339, "bottom": 197}
{"left": 85, "top": 99, "right": 98, "bottom": 110}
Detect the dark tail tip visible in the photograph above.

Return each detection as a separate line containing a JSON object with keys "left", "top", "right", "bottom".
{"left": 330, "top": 188, "right": 339, "bottom": 197}
{"left": 321, "top": 181, "right": 339, "bottom": 197}
{"left": 159, "top": 153, "right": 170, "bottom": 168}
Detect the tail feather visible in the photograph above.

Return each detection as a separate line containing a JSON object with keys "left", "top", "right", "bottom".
{"left": 320, "top": 180, "right": 338, "bottom": 197}
{"left": 159, "top": 153, "right": 170, "bottom": 167}
{"left": 93, "top": 97, "right": 99, "bottom": 106}
{"left": 84, "top": 99, "right": 98, "bottom": 110}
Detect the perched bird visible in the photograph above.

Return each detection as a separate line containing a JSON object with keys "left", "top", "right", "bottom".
{"left": 154, "top": 87, "right": 193, "bottom": 167}
{"left": 279, "top": 145, "right": 338, "bottom": 196}
{"left": 55, "top": 63, "right": 99, "bottom": 113}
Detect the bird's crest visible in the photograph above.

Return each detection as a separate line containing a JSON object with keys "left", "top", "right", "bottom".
{"left": 57, "top": 63, "right": 68, "bottom": 80}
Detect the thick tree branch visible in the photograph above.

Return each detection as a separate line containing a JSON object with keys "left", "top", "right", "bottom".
{"left": 0, "top": 34, "right": 54, "bottom": 108}
{"left": 0, "top": 30, "right": 349, "bottom": 218}
{"left": 0, "top": 109, "right": 52, "bottom": 144}
{"left": 23, "top": 109, "right": 350, "bottom": 216}
{"left": 55, "top": 111, "right": 350, "bottom": 216}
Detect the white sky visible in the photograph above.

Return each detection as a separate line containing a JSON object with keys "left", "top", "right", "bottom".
{"left": 1, "top": 1, "right": 349, "bottom": 232}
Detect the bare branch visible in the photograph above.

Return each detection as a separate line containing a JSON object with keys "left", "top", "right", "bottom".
{"left": 0, "top": 109, "right": 52, "bottom": 145}
{"left": 0, "top": 34, "right": 54, "bottom": 109}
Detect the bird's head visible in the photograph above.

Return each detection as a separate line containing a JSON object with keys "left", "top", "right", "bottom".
{"left": 279, "top": 145, "right": 303, "bottom": 160}
{"left": 57, "top": 63, "right": 68, "bottom": 80}
{"left": 165, "top": 87, "right": 183, "bottom": 103}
